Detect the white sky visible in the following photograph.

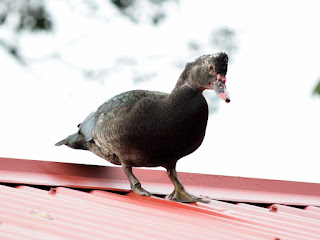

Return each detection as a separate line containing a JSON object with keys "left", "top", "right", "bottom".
{"left": 0, "top": 0, "right": 319, "bottom": 183}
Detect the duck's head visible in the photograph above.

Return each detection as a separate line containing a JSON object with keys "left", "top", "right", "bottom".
{"left": 183, "top": 52, "right": 230, "bottom": 103}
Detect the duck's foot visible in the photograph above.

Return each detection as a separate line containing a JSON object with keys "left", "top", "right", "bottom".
{"left": 167, "top": 189, "right": 196, "bottom": 203}
{"left": 132, "top": 184, "right": 151, "bottom": 197}
{"left": 167, "top": 189, "right": 209, "bottom": 203}
{"left": 165, "top": 166, "right": 209, "bottom": 203}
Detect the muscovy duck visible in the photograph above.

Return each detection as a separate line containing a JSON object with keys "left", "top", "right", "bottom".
{"left": 56, "top": 52, "right": 230, "bottom": 202}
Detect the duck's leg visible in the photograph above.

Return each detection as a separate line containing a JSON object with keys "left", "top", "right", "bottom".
{"left": 166, "top": 166, "right": 208, "bottom": 203}
{"left": 121, "top": 164, "right": 151, "bottom": 196}
{"left": 166, "top": 166, "right": 197, "bottom": 203}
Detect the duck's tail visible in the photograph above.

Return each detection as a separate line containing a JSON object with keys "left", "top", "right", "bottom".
{"left": 55, "top": 132, "right": 89, "bottom": 150}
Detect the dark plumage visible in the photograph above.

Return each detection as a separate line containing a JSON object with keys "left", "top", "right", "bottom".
{"left": 56, "top": 52, "right": 230, "bottom": 202}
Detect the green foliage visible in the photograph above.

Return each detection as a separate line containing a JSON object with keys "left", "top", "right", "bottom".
{"left": 110, "top": 0, "right": 171, "bottom": 25}
{"left": 0, "top": 2, "right": 8, "bottom": 24}
{"left": 0, "top": 0, "right": 53, "bottom": 32}
{"left": 111, "top": 0, "right": 134, "bottom": 10}
{"left": 0, "top": 0, "right": 52, "bottom": 64}
{"left": 17, "top": 1, "right": 52, "bottom": 32}
{"left": 313, "top": 79, "right": 320, "bottom": 96}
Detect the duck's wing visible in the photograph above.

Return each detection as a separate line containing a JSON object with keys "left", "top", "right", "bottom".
{"left": 78, "top": 90, "right": 168, "bottom": 142}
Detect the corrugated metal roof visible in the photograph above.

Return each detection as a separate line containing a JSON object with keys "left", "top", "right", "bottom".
{"left": 1, "top": 157, "right": 320, "bottom": 240}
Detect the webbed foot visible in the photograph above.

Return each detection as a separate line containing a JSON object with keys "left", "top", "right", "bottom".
{"left": 167, "top": 189, "right": 197, "bottom": 203}
{"left": 167, "top": 189, "right": 209, "bottom": 203}
{"left": 166, "top": 166, "right": 210, "bottom": 203}
{"left": 132, "top": 184, "right": 151, "bottom": 197}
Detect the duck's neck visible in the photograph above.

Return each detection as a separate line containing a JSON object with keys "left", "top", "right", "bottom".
{"left": 167, "top": 82, "right": 207, "bottom": 110}
{"left": 171, "top": 82, "right": 203, "bottom": 98}
{"left": 174, "top": 71, "right": 205, "bottom": 92}
{"left": 165, "top": 81, "right": 208, "bottom": 146}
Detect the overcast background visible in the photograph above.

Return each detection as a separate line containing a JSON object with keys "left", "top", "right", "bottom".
{"left": 0, "top": 0, "right": 319, "bottom": 183}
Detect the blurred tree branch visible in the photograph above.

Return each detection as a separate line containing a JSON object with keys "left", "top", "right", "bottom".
{"left": 0, "top": 39, "right": 25, "bottom": 64}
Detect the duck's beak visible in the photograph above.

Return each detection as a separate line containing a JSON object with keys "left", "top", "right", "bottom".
{"left": 218, "top": 92, "right": 230, "bottom": 103}
{"left": 210, "top": 74, "right": 230, "bottom": 103}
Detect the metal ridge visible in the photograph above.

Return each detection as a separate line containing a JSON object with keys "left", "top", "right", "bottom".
{"left": 1, "top": 157, "right": 320, "bottom": 206}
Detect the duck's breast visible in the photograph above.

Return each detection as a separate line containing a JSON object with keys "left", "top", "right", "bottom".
{"left": 119, "top": 92, "right": 209, "bottom": 166}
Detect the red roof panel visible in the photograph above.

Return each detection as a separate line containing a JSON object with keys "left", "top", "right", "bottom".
{"left": 1, "top": 157, "right": 320, "bottom": 240}
{"left": 2, "top": 157, "right": 320, "bottom": 206}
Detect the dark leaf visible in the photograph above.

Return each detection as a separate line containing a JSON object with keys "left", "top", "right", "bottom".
{"left": 111, "top": 0, "right": 135, "bottom": 10}
{"left": 17, "top": 2, "right": 53, "bottom": 32}
{"left": 313, "top": 79, "right": 320, "bottom": 96}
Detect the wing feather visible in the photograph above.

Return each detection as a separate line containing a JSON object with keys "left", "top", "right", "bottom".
{"left": 78, "top": 112, "right": 95, "bottom": 141}
{"left": 77, "top": 90, "right": 168, "bottom": 142}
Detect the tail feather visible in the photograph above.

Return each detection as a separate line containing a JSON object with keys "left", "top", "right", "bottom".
{"left": 55, "top": 139, "right": 68, "bottom": 146}
{"left": 55, "top": 132, "right": 89, "bottom": 150}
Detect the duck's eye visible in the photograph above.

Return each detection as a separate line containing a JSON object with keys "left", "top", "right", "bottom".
{"left": 218, "top": 82, "right": 223, "bottom": 89}
{"left": 208, "top": 65, "right": 215, "bottom": 71}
